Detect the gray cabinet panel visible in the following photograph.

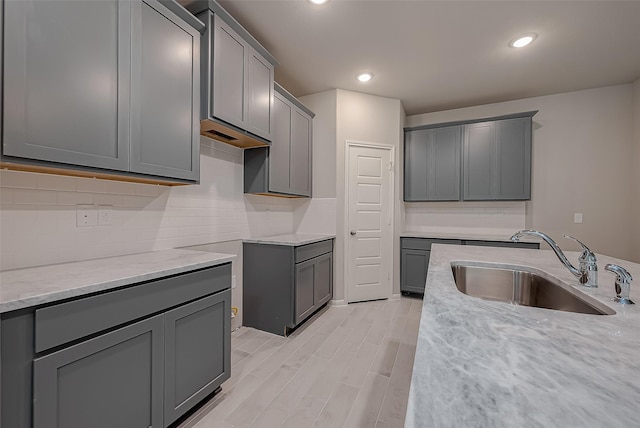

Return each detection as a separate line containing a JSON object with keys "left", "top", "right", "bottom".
{"left": 3, "top": 0, "right": 130, "bottom": 170}
{"left": 130, "top": 0, "right": 200, "bottom": 181}
{"left": 33, "top": 315, "right": 164, "bottom": 428}
{"left": 404, "top": 129, "right": 429, "bottom": 200}
{"left": 432, "top": 126, "right": 461, "bottom": 200}
{"left": 463, "top": 121, "right": 495, "bottom": 200}
{"left": 404, "top": 126, "right": 460, "bottom": 201}
{"left": 314, "top": 253, "right": 333, "bottom": 306}
{"left": 464, "top": 240, "right": 539, "bottom": 249}
{"left": 246, "top": 49, "right": 274, "bottom": 140}
{"left": 495, "top": 117, "right": 531, "bottom": 200}
{"left": 212, "top": 15, "right": 246, "bottom": 126}
{"left": 401, "top": 249, "right": 430, "bottom": 294}
{"left": 269, "top": 93, "right": 293, "bottom": 192}
{"left": 295, "top": 259, "right": 316, "bottom": 324}
{"left": 290, "top": 109, "right": 312, "bottom": 196}
{"left": 295, "top": 239, "right": 333, "bottom": 263}
{"left": 164, "top": 290, "right": 231, "bottom": 426}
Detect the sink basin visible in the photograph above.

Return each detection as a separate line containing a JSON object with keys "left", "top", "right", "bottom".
{"left": 451, "top": 263, "right": 615, "bottom": 315}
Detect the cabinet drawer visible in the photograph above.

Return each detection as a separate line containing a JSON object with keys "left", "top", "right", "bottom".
{"left": 35, "top": 263, "right": 231, "bottom": 353}
{"left": 295, "top": 240, "right": 333, "bottom": 263}
{"left": 401, "top": 238, "right": 462, "bottom": 251}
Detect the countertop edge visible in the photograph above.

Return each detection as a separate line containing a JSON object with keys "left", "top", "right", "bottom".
{"left": 0, "top": 251, "right": 236, "bottom": 313}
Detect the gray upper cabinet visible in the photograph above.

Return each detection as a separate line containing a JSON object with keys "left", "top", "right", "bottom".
{"left": 191, "top": 1, "right": 277, "bottom": 148}
{"left": 2, "top": 0, "right": 203, "bottom": 183}
{"left": 244, "top": 83, "right": 313, "bottom": 197}
{"left": 3, "top": 0, "right": 130, "bottom": 171}
{"left": 130, "top": 0, "right": 200, "bottom": 181}
{"left": 463, "top": 116, "right": 532, "bottom": 200}
{"left": 404, "top": 111, "right": 536, "bottom": 202}
{"left": 404, "top": 125, "right": 461, "bottom": 201}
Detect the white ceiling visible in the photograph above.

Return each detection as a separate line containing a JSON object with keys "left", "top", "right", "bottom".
{"left": 189, "top": 0, "right": 640, "bottom": 116}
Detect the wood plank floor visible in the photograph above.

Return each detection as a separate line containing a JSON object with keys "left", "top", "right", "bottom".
{"left": 177, "top": 296, "right": 423, "bottom": 428}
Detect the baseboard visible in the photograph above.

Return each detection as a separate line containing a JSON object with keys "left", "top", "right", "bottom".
{"left": 390, "top": 293, "right": 401, "bottom": 300}
{"left": 329, "top": 299, "right": 347, "bottom": 307}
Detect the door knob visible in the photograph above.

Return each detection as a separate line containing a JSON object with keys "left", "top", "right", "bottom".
{"left": 350, "top": 230, "right": 356, "bottom": 236}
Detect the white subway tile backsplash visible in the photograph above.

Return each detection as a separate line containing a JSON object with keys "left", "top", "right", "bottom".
{"left": 1, "top": 150, "right": 295, "bottom": 270}
{"left": 0, "top": 170, "right": 38, "bottom": 189}
{"left": 36, "top": 174, "right": 77, "bottom": 191}
{"left": 13, "top": 189, "right": 59, "bottom": 205}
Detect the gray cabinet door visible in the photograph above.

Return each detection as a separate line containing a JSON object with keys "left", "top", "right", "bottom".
{"left": 33, "top": 315, "right": 164, "bottom": 428}
{"left": 164, "top": 290, "right": 231, "bottom": 426}
{"left": 314, "top": 252, "right": 333, "bottom": 306}
{"left": 495, "top": 117, "right": 531, "bottom": 200}
{"left": 295, "top": 258, "right": 316, "bottom": 324}
{"left": 3, "top": 0, "right": 130, "bottom": 171}
{"left": 400, "top": 249, "right": 430, "bottom": 294}
{"left": 246, "top": 48, "right": 274, "bottom": 141}
{"left": 269, "top": 92, "right": 293, "bottom": 193}
{"left": 212, "top": 14, "right": 246, "bottom": 128}
{"left": 463, "top": 118, "right": 531, "bottom": 200}
{"left": 404, "top": 126, "right": 461, "bottom": 201}
{"left": 463, "top": 121, "right": 495, "bottom": 200}
{"left": 404, "top": 129, "right": 429, "bottom": 200}
{"left": 130, "top": 0, "right": 200, "bottom": 181}
{"left": 289, "top": 108, "right": 312, "bottom": 196}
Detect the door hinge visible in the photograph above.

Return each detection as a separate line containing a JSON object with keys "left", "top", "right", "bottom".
{"left": 388, "top": 161, "right": 393, "bottom": 171}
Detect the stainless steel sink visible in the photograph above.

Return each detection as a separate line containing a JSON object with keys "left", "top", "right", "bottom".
{"left": 451, "top": 263, "right": 615, "bottom": 315}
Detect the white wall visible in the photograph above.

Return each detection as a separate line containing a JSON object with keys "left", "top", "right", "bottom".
{"left": 407, "top": 84, "right": 636, "bottom": 260}
{"left": 633, "top": 78, "right": 640, "bottom": 262}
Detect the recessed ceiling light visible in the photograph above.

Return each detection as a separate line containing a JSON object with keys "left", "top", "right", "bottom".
{"left": 308, "top": 0, "right": 329, "bottom": 4}
{"left": 509, "top": 33, "right": 538, "bottom": 48}
{"left": 357, "top": 72, "right": 373, "bottom": 82}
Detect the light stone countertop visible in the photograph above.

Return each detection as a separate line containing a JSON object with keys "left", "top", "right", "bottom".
{"left": 243, "top": 233, "right": 335, "bottom": 246}
{"left": 400, "top": 230, "right": 539, "bottom": 243}
{"left": 0, "top": 249, "right": 235, "bottom": 313}
{"left": 405, "top": 244, "right": 640, "bottom": 428}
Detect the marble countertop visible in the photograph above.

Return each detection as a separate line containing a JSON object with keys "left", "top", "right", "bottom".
{"left": 400, "top": 230, "right": 538, "bottom": 243}
{"left": 244, "top": 233, "right": 335, "bottom": 246}
{"left": 0, "top": 249, "right": 235, "bottom": 313}
{"left": 406, "top": 244, "right": 640, "bottom": 427}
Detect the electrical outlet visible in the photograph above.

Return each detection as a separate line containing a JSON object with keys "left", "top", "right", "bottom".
{"left": 574, "top": 213, "right": 583, "bottom": 224}
{"left": 231, "top": 275, "right": 237, "bottom": 289}
{"left": 76, "top": 205, "right": 97, "bottom": 227}
{"left": 98, "top": 206, "right": 113, "bottom": 226}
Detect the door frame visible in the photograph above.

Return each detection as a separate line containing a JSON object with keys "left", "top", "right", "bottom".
{"left": 344, "top": 140, "right": 395, "bottom": 303}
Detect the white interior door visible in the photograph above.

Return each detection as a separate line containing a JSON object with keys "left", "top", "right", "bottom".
{"left": 346, "top": 143, "right": 393, "bottom": 303}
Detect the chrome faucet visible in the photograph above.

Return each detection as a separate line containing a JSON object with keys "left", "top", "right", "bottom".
{"left": 604, "top": 264, "right": 634, "bottom": 304}
{"left": 510, "top": 230, "right": 598, "bottom": 287}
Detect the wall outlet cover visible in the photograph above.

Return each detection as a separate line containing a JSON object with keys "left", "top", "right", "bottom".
{"left": 98, "top": 207, "right": 113, "bottom": 226}
{"left": 76, "top": 205, "right": 97, "bottom": 227}
{"left": 574, "top": 213, "right": 583, "bottom": 224}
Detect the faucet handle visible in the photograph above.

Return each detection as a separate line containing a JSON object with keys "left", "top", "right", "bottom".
{"left": 563, "top": 235, "right": 596, "bottom": 262}
{"left": 604, "top": 264, "right": 634, "bottom": 305}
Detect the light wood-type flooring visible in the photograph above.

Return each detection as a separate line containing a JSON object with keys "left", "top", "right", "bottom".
{"left": 177, "top": 296, "right": 423, "bottom": 428}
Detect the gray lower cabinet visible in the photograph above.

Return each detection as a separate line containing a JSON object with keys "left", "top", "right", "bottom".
{"left": 404, "top": 126, "right": 461, "bottom": 201}
{"left": 244, "top": 84, "right": 314, "bottom": 197}
{"left": 164, "top": 291, "right": 231, "bottom": 426}
{"left": 2, "top": 0, "right": 201, "bottom": 182}
{"left": 1, "top": 263, "right": 232, "bottom": 428}
{"left": 463, "top": 116, "right": 532, "bottom": 200}
{"left": 243, "top": 239, "right": 333, "bottom": 336}
{"left": 33, "top": 315, "right": 165, "bottom": 428}
{"left": 400, "top": 237, "right": 540, "bottom": 294}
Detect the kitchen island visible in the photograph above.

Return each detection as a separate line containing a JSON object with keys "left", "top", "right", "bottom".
{"left": 406, "top": 244, "right": 640, "bottom": 427}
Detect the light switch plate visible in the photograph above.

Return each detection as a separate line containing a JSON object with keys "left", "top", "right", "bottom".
{"left": 574, "top": 213, "right": 583, "bottom": 224}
